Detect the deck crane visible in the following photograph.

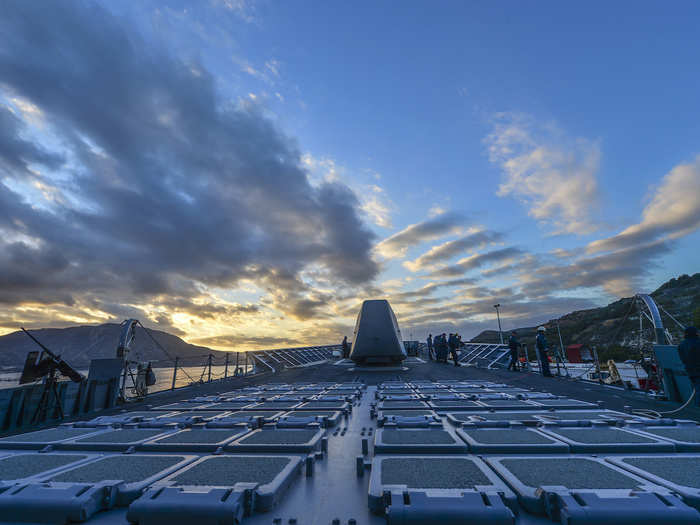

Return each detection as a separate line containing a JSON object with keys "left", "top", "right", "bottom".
{"left": 117, "top": 319, "right": 155, "bottom": 400}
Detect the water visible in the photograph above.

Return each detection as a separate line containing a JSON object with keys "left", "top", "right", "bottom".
{"left": 0, "top": 364, "right": 254, "bottom": 394}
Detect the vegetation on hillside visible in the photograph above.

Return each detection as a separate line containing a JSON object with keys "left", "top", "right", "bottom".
{"left": 471, "top": 273, "right": 700, "bottom": 362}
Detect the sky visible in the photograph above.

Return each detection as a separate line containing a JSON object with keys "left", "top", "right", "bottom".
{"left": 1, "top": 1, "right": 699, "bottom": 350}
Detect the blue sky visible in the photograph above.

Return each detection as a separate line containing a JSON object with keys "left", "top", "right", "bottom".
{"left": 0, "top": 1, "right": 698, "bottom": 348}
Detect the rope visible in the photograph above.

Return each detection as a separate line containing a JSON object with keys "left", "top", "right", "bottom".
{"left": 607, "top": 298, "right": 637, "bottom": 348}
{"left": 137, "top": 321, "right": 198, "bottom": 384}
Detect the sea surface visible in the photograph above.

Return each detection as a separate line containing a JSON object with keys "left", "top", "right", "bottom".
{"left": 0, "top": 364, "right": 254, "bottom": 396}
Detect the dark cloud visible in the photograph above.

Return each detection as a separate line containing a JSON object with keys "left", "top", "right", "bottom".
{"left": 376, "top": 212, "right": 465, "bottom": 258}
{"left": 404, "top": 230, "right": 504, "bottom": 271}
{"left": 0, "top": 2, "right": 377, "bottom": 320}
{"left": 0, "top": 106, "right": 64, "bottom": 173}
{"left": 429, "top": 247, "right": 523, "bottom": 278}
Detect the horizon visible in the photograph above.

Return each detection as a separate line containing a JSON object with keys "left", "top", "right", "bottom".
{"left": 1, "top": 271, "right": 695, "bottom": 352}
{"left": 1, "top": 2, "right": 699, "bottom": 351}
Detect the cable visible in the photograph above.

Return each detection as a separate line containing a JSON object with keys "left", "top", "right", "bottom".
{"left": 631, "top": 388, "right": 697, "bottom": 419}
{"left": 137, "top": 321, "right": 198, "bottom": 384}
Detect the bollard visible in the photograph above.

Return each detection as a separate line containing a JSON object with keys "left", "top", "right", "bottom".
{"left": 356, "top": 456, "right": 364, "bottom": 477}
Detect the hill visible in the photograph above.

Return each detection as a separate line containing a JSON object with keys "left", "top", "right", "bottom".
{"left": 471, "top": 273, "right": 700, "bottom": 361}
{"left": 0, "top": 323, "right": 227, "bottom": 370}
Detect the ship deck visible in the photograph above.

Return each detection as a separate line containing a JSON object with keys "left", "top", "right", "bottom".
{"left": 1, "top": 359, "right": 699, "bottom": 524}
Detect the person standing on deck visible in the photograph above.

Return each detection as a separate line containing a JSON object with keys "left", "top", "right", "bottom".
{"left": 438, "top": 333, "right": 448, "bottom": 363}
{"left": 426, "top": 334, "right": 434, "bottom": 360}
{"left": 678, "top": 326, "right": 700, "bottom": 407}
{"left": 448, "top": 333, "right": 460, "bottom": 367}
{"left": 508, "top": 331, "right": 520, "bottom": 371}
{"left": 341, "top": 336, "right": 349, "bottom": 358}
{"left": 536, "top": 326, "right": 553, "bottom": 377}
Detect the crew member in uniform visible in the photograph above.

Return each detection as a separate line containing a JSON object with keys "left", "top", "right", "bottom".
{"left": 508, "top": 331, "right": 520, "bottom": 371}
{"left": 536, "top": 326, "right": 553, "bottom": 377}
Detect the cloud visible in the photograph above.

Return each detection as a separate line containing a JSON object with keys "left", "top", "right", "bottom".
{"left": 428, "top": 247, "right": 524, "bottom": 278}
{"left": 302, "top": 155, "right": 394, "bottom": 228}
{"left": 375, "top": 212, "right": 466, "bottom": 258}
{"left": 403, "top": 230, "right": 504, "bottom": 272}
{"left": 192, "top": 333, "right": 297, "bottom": 350}
{"left": 390, "top": 277, "right": 476, "bottom": 302}
{"left": 360, "top": 184, "right": 393, "bottom": 228}
{"left": 0, "top": 2, "right": 377, "bottom": 324}
{"left": 486, "top": 113, "right": 601, "bottom": 235}
{"left": 588, "top": 155, "right": 700, "bottom": 253}
{"left": 520, "top": 239, "right": 672, "bottom": 298}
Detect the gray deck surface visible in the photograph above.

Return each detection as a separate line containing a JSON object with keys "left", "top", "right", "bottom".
{"left": 638, "top": 427, "right": 700, "bottom": 442}
{"left": 0, "top": 428, "right": 96, "bottom": 442}
{"left": 429, "top": 401, "right": 481, "bottom": 407}
{"left": 0, "top": 454, "right": 87, "bottom": 479}
{"left": 238, "top": 429, "right": 317, "bottom": 444}
{"left": 551, "top": 427, "right": 658, "bottom": 443}
{"left": 479, "top": 400, "right": 534, "bottom": 407}
{"left": 378, "top": 409, "right": 434, "bottom": 416}
{"left": 50, "top": 455, "right": 184, "bottom": 483}
{"left": 379, "top": 401, "right": 427, "bottom": 408}
{"left": 2, "top": 360, "right": 700, "bottom": 525}
{"left": 153, "top": 429, "right": 243, "bottom": 444}
{"left": 170, "top": 456, "right": 291, "bottom": 486}
{"left": 381, "top": 457, "right": 490, "bottom": 488}
{"left": 76, "top": 429, "right": 165, "bottom": 443}
{"left": 463, "top": 428, "right": 556, "bottom": 444}
{"left": 500, "top": 458, "right": 641, "bottom": 489}
{"left": 285, "top": 411, "right": 336, "bottom": 417}
{"left": 453, "top": 412, "right": 546, "bottom": 421}
{"left": 381, "top": 429, "right": 455, "bottom": 444}
{"left": 623, "top": 457, "right": 700, "bottom": 488}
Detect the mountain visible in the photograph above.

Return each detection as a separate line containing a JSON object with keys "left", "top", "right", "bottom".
{"left": 470, "top": 273, "right": 700, "bottom": 361}
{"left": 0, "top": 323, "right": 228, "bottom": 370}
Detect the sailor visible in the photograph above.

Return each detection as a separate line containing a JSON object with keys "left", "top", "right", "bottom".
{"left": 427, "top": 333, "right": 434, "bottom": 360}
{"left": 536, "top": 326, "right": 553, "bottom": 377}
{"left": 341, "top": 336, "right": 349, "bottom": 358}
{"left": 679, "top": 326, "right": 700, "bottom": 407}
{"left": 438, "top": 333, "right": 448, "bottom": 363}
{"left": 508, "top": 331, "right": 520, "bottom": 371}
{"left": 448, "top": 333, "right": 460, "bottom": 367}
